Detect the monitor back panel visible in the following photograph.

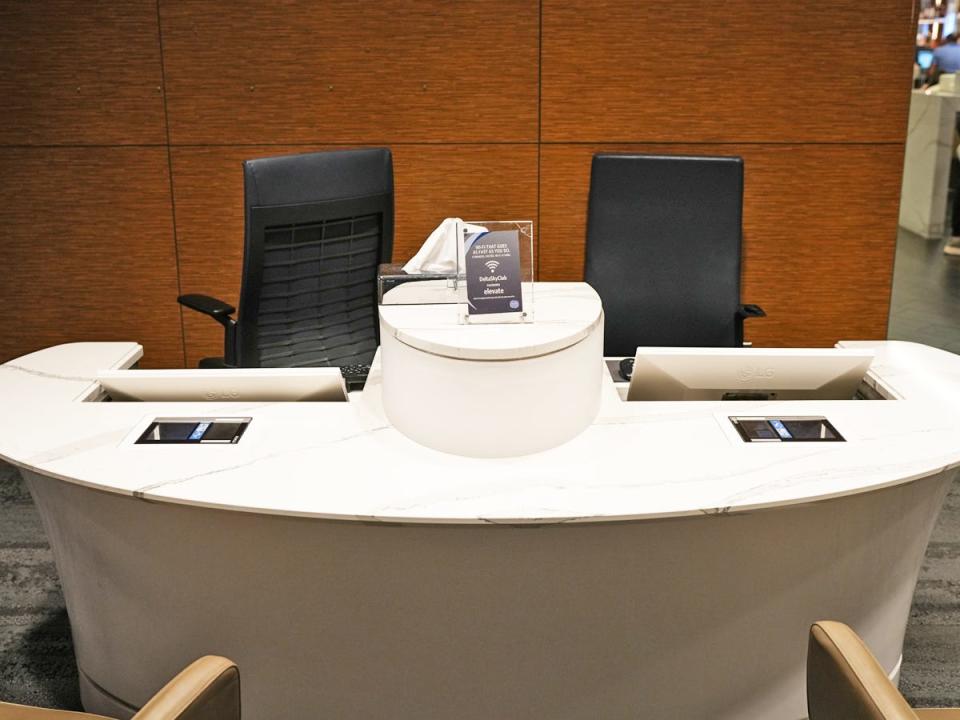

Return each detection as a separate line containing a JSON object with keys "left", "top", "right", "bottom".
{"left": 626, "top": 348, "right": 874, "bottom": 401}
{"left": 98, "top": 369, "right": 349, "bottom": 402}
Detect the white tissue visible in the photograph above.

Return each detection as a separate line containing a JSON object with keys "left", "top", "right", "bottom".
{"left": 402, "top": 217, "right": 487, "bottom": 274}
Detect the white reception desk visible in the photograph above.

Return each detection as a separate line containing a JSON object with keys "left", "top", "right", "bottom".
{"left": 1, "top": 283, "right": 959, "bottom": 720}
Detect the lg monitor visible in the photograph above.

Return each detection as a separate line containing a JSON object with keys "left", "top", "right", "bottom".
{"left": 626, "top": 347, "right": 875, "bottom": 402}
{"left": 98, "top": 368, "right": 349, "bottom": 402}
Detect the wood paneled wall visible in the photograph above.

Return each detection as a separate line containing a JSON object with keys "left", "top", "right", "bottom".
{"left": 0, "top": 0, "right": 917, "bottom": 367}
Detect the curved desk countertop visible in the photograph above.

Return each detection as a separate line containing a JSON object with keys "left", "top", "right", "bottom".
{"left": 2, "top": 296, "right": 959, "bottom": 719}
{"left": 3, "top": 339, "right": 958, "bottom": 524}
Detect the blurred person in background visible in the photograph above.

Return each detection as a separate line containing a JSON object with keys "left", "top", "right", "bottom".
{"left": 932, "top": 34, "right": 960, "bottom": 81}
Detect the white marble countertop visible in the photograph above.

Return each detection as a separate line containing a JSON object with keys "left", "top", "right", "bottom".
{"left": 1, "top": 339, "right": 960, "bottom": 525}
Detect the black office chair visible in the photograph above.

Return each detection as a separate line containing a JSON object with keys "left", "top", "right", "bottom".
{"left": 178, "top": 149, "right": 394, "bottom": 379}
{"left": 584, "top": 153, "right": 764, "bottom": 363}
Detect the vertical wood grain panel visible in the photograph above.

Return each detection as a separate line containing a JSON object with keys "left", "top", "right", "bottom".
{"left": 539, "top": 144, "right": 904, "bottom": 347}
{"left": 390, "top": 145, "right": 539, "bottom": 262}
{"left": 159, "top": 0, "right": 539, "bottom": 144}
{"left": 541, "top": 0, "right": 916, "bottom": 143}
{"left": 0, "top": 0, "right": 166, "bottom": 145}
{"left": 0, "top": 148, "right": 183, "bottom": 367}
{"left": 171, "top": 145, "right": 538, "bottom": 366}
{"left": 0, "top": 0, "right": 918, "bottom": 362}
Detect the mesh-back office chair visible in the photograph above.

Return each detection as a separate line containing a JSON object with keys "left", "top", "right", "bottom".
{"left": 178, "top": 149, "right": 394, "bottom": 372}
{"left": 0, "top": 656, "right": 239, "bottom": 720}
{"left": 807, "top": 621, "right": 960, "bottom": 719}
{"left": 584, "top": 154, "right": 765, "bottom": 359}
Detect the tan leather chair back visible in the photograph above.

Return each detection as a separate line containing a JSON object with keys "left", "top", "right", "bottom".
{"left": 807, "top": 621, "right": 918, "bottom": 720}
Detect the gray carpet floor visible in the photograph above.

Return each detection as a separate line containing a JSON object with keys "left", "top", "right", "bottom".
{"left": 888, "top": 228, "right": 960, "bottom": 353}
{"left": 901, "top": 475, "right": 960, "bottom": 706}
{"left": 0, "top": 460, "right": 958, "bottom": 711}
{"left": 0, "top": 462, "right": 81, "bottom": 710}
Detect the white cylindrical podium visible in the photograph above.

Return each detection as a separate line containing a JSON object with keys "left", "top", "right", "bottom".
{"left": 378, "top": 283, "right": 604, "bottom": 457}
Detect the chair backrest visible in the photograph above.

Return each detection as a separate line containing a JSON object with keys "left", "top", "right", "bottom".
{"left": 807, "top": 621, "right": 919, "bottom": 720}
{"left": 584, "top": 153, "right": 744, "bottom": 356}
{"left": 235, "top": 148, "right": 394, "bottom": 368}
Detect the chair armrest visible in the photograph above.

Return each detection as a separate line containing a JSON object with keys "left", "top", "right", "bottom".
{"left": 0, "top": 701, "right": 110, "bottom": 719}
{"left": 735, "top": 304, "right": 765, "bottom": 346}
{"left": 807, "top": 621, "right": 915, "bottom": 720}
{"left": 178, "top": 295, "right": 238, "bottom": 365}
{"left": 178, "top": 294, "right": 236, "bottom": 328}
{"left": 133, "top": 656, "right": 239, "bottom": 720}
{"left": 737, "top": 303, "right": 766, "bottom": 319}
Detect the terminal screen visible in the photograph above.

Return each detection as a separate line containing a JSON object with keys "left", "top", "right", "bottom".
{"left": 136, "top": 418, "right": 250, "bottom": 444}
{"left": 141, "top": 421, "right": 200, "bottom": 442}
{"left": 731, "top": 416, "right": 844, "bottom": 443}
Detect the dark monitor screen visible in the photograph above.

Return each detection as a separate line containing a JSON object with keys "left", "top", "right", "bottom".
{"left": 730, "top": 416, "right": 845, "bottom": 443}
{"left": 918, "top": 48, "right": 935, "bottom": 70}
{"left": 136, "top": 418, "right": 250, "bottom": 444}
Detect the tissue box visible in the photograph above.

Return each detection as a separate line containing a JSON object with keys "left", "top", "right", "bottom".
{"left": 377, "top": 264, "right": 459, "bottom": 305}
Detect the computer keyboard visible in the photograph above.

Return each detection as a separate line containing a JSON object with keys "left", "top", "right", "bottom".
{"left": 340, "top": 363, "right": 371, "bottom": 391}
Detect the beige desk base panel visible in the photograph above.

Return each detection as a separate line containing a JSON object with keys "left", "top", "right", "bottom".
{"left": 24, "top": 469, "right": 952, "bottom": 720}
